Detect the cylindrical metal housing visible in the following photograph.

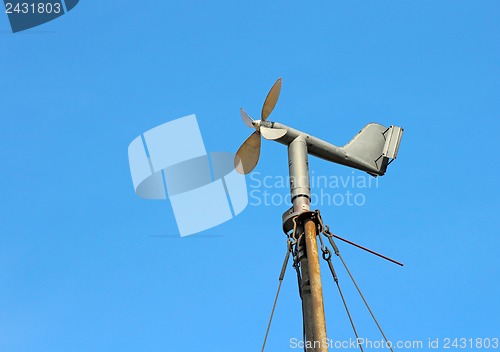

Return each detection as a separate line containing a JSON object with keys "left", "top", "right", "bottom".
{"left": 288, "top": 136, "right": 311, "bottom": 213}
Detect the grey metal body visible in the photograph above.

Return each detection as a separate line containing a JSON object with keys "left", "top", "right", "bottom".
{"left": 262, "top": 120, "right": 403, "bottom": 177}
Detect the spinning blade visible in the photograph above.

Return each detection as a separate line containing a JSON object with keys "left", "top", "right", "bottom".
{"left": 235, "top": 131, "right": 261, "bottom": 174}
{"left": 240, "top": 108, "right": 254, "bottom": 128}
{"left": 261, "top": 78, "right": 282, "bottom": 121}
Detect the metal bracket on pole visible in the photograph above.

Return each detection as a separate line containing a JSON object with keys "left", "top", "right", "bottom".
{"left": 282, "top": 209, "right": 321, "bottom": 236}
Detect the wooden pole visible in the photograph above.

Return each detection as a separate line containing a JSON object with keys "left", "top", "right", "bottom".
{"left": 288, "top": 136, "right": 328, "bottom": 352}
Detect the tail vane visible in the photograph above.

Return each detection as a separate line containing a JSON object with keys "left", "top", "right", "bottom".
{"left": 343, "top": 123, "right": 404, "bottom": 176}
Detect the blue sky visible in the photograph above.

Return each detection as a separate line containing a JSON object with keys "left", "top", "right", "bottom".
{"left": 1, "top": 1, "right": 499, "bottom": 351}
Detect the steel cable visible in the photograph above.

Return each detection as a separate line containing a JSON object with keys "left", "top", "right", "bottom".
{"left": 324, "top": 233, "right": 395, "bottom": 352}
{"left": 261, "top": 242, "right": 291, "bottom": 352}
{"left": 317, "top": 235, "right": 364, "bottom": 352}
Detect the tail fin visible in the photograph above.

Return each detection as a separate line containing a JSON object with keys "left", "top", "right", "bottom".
{"left": 343, "top": 123, "right": 403, "bottom": 176}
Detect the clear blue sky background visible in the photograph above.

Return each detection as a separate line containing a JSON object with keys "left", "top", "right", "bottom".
{"left": 1, "top": 1, "right": 499, "bottom": 351}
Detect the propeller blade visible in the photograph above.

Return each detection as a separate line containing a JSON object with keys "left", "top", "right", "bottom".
{"left": 260, "top": 126, "right": 287, "bottom": 140}
{"left": 234, "top": 131, "right": 261, "bottom": 174}
{"left": 261, "top": 78, "right": 282, "bottom": 121}
{"left": 240, "top": 108, "right": 254, "bottom": 128}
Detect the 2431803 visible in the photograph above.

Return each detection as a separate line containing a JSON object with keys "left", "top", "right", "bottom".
{"left": 5, "top": 2, "right": 62, "bottom": 14}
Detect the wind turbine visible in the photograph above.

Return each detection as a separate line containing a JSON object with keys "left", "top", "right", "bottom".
{"left": 234, "top": 78, "right": 404, "bottom": 352}
{"left": 235, "top": 78, "right": 403, "bottom": 177}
